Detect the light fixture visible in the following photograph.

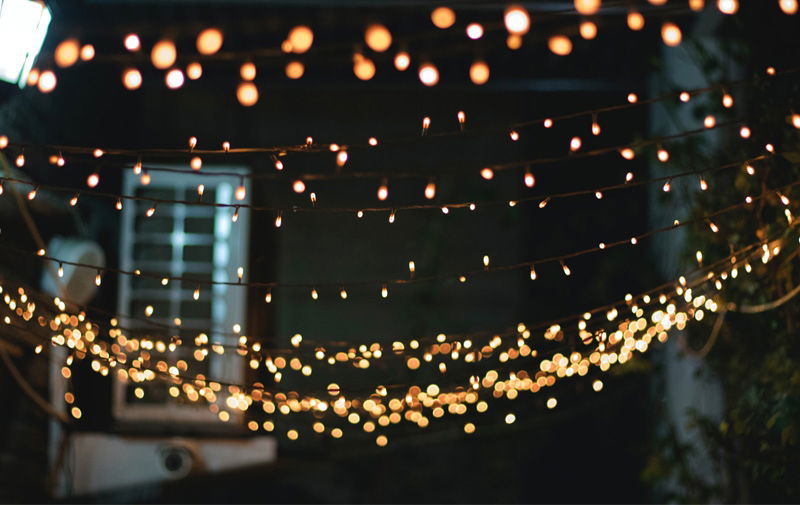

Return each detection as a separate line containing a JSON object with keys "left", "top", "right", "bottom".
{"left": 0, "top": 0, "right": 51, "bottom": 87}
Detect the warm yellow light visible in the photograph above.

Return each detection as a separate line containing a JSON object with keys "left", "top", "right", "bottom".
{"left": 353, "top": 55, "right": 376, "bottom": 80}
{"left": 424, "top": 182, "right": 436, "bottom": 199}
{"left": 722, "top": 93, "right": 733, "bottom": 108}
{"left": 431, "top": 6, "right": 456, "bottom": 29}
{"left": 187, "top": 62, "right": 203, "bottom": 80}
{"left": 80, "top": 45, "right": 95, "bottom": 61}
{"left": 377, "top": 184, "right": 389, "bottom": 200}
{"left": 524, "top": 171, "right": 535, "bottom": 188}
{"left": 124, "top": 34, "right": 141, "bottom": 51}
{"left": 288, "top": 26, "right": 314, "bottom": 53}
{"left": 704, "top": 115, "right": 716, "bottom": 128}
{"left": 657, "top": 148, "right": 669, "bottom": 162}
{"left": 480, "top": 167, "right": 494, "bottom": 180}
{"left": 792, "top": 113, "right": 800, "bottom": 128}
{"left": 55, "top": 39, "right": 80, "bottom": 68}
{"left": 579, "top": 21, "right": 597, "bottom": 40}
{"left": 165, "top": 69, "right": 185, "bottom": 89}
{"left": 365, "top": 24, "right": 392, "bottom": 52}
{"left": 717, "top": 0, "right": 738, "bottom": 14}
{"left": 570, "top": 136, "right": 582, "bottom": 151}
{"left": 469, "top": 61, "right": 490, "bottom": 85}
{"left": 240, "top": 62, "right": 256, "bottom": 81}
{"left": 546, "top": 397, "right": 558, "bottom": 409}
{"left": 627, "top": 11, "right": 645, "bottom": 30}
{"left": 418, "top": 63, "right": 439, "bottom": 86}
{"left": 739, "top": 126, "right": 751, "bottom": 138}
{"left": 466, "top": 23, "right": 484, "bottom": 40}
{"left": 151, "top": 40, "right": 177, "bottom": 69}
{"left": 122, "top": 68, "right": 142, "bottom": 90}
{"left": 507, "top": 34, "right": 523, "bottom": 50}
{"left": 574, "top": 0, "right": 601, "bottom": 15}
{"left": 504, "top": 5, "right": 530, "bottom": 34}
{"left": 627, "top": 93, "right": 638, "bottom": 103}
{"left": 190, "top": 157, "right": 202, "bottom": 171}
{"left": 505, "top": 413, "right": 516, "bottom": 424}
{"left": 38, "top": 71, "right": 57, "bottom": 93}
{"left": 292, "top": 180, "right": 306, "bottom": 193}
{"left": 237, "top": 82, "right": 259, "bottom": 106}
{"left": 285, "top": 61, "right": 304, "bottom": 79}
{"left": 235, "top": 184, "right": 247, "bottom": 200}
{"left": 548, "top": 35, "right": 573, "bottom": 56}
{"left": 0, "top": 136, "right": 7, "bottom": 149}
{"left": 394, "top": 51, "right": 410, "bottom": 71}
{"left": 87, "top": 173, "right": 100, "bottom": 188}
{"left": 661, "top": 22, "right": 682, "bottom": 46}
{"left": 196, "top": 28, "right": 224, "bottom": 55}
{"left": 780, "top": 0, "right": 798, "bottom": 14}
{"left": 592, "top": 380, "right": 603, "bottom": 392}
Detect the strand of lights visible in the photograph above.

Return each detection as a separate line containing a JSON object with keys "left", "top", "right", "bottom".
{"left": 6, "top": 67, "right": 797, "bottom": 163}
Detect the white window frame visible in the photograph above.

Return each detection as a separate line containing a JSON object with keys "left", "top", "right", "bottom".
{"left": 114, "top": 165, "right": 250, "bottom": 424}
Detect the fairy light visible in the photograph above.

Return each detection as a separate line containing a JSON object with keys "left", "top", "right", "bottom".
{"left": 223, "top": 141, "right": 231, "bottom": 152}
{"left": 483, "top": 255, "right": 490, "bottom": 269}
{"left": 722, "top": 92, "right": 734, "bottom": 108}
{"left": 235, "top": 183, "right": 246, "bottom": 201}
{"left": 310, "top": 289, "right": 318, "bottom": 300}
{"left": 122, "top": 68, "right": 142, "bottom": 90}
{"left": 237, "top": 82, "right": 259, "bottom": 106}
{"left": 124, "top": 34, "right": 141, "bottom": 52}
{"left": 151, "top": 40, "right": 177, "bottom": 69}
{"left": 546, "top": 397, "right": 558, "bottom": 409}
{"left": 627, "top": 93, "right": 638, "bottom": 104}
{"left": 408, "top": 260, "right": 416, "bottom": 276}
{"left": 146, "top": 205, "right": 156, "bottom": 217}
{"left": 708, "top": 221, "right": 720, "bottom": 233}
{"left": 625, "top": 172, "right": 634, "bottom": 182}
{"left": 662, "top": 179, "right": 671, "bottom": 192}
{"left": 621, "top": 148, "right": 635, "bottom": 160}
{"left": 197, "top": 28, "right": 223, "bottom": 55}
{"left": 792, "top": 113, "right": 800, "bottom": 129}
{"left": 569, "top": 136, "right": 582, "bottom": 152}
{"left": 197, "top": 184, "right": 205, "bottom": 198}
{"left": 524, "top": 170, "right": 535, "bottom": 188}
{"left": 388, "top": 210, "right": 396, "bottom": 223}
{"left": 529, "top": 266, "right": 537, "bottom": 280}
{"left": 165, "top": 69, "right": 185, "bottom": 89}
{"left": 237, "top": 267, "right": 244, "bottom": 282}
{"left": 661, "top": 22, "right": 683, "bottom": 47}
{"left": 81, "top": 45, "right": 95, "bottom": 61}
{"left": 441, "top": 206, "right": 449, "bottom": 214}
{"left": 15, "top": 153, "right": 25, "bottom": 167}
{"left": 424, "top": 181, "right": 436, "bottom": 200}
{"left": 115, "top": 199, "right": 123, "bottom": 210}
{"left": 186, "top": 62, "right": 203, "bottom": 80}
{"left": 377, "top": 182, "right": 389, "bottom": 201}
{"left": 561, "top": 261, "right": 571, "bottom": 276}
{"left": 57, "top": 263, "right": 64, "bottom": 278}
{"left": 353, "top": 54, "right": 376, "bottom": 80}
{"left": 95, "top": 271, "right": 102, "bottom": 286}
{"left": 627, "top": 11, "right": 645, "bottom": 30}
{"left": 368, "top": 137, "right": 378, "bottom": 146}
{"left": 544, "top": 118, "right": 553, "bottom": 128}
{"left": 704, "top": 115, "right": 717, "bottom": 128}
{"left": 292, "top": 180, "right": 306, "bottom": 194}
{"left": 509, "top": 130, "right": 519, "bottom": 141}
{"left": 365, "top": 24, "right": 392, "bottom": 52}
{"left": 141, "top": 171, "right": 151, "bottom": 184}
{"left": 780, "top": 0, "right": 798, "bottom": 14}
{"left": 689, "top": 0, "right": 705, "bottom": 10}
{"left": 381, "top": 285, "right": 388, "bottom": 298}
{"left": 0, "top": 136, "right": 7, "bottom": 149}
{"left": 548, "top": 35, "right": 573, "bottom": 56}
{"left": 231, "top": 207, "right": 239, "bottom": 223}
{"left": 740, "top": 126, "right": 751, "bottom": 138}
{"left": 657, "top": 147, "right": 670, "bottom": 162}
{"left": 310, "top": 192, "right": 317, "bottom": 205}
{"left": 264, "top": 290, "right": 272, "bottom": 303}
{"left": 717, "top": 0, "right": 739, "bottom": 14}
{"left": 779, "top": 193, "right": 791, "bottom": 206}
{"left": 27, "top": 187, "right": 37, "bottom": 200}
{"left": 418, "top": 63, "right": 439, "bottom": 86}
{"left": 700, "top": 177, "right": 708, "bottom": 191}
{"left": 69, "top": 193, "right": 79, "bottom": 206}
{"left": 591, "top": 117, "right": 601, "bottom": 136}
{"left": 336, "top": 150, "right": 348, "bottom": 167}
{"left": 480, "top": 168, "right": 494, "bottom": 180}
{"left": 394, "top": 51, "right": 410, "bottom": 71}
{"left": 766, "top": 143, "right": 775, "bottom": 153}
{"left": 680, "top": 91, "right": 691, "bottom": 102}
{"left": 431, "top": 6, "right": 456, "bottom": 29}
{"left": 285, "top": 60, "right": 305, "bottom": 79}
{"left": 339, "top": 288, "right": 348, "bottom": 300}
{"left": 504, "top": 5, "right": 530, "bottom": 34}
{"left": 580, "top": 21, "right": 598, "bottom": 40}
{"left": 466, "top": 23, "right": 484, "bottom": 40}
{"left": 38, "top": 71, "right": 57, "bottom": 93}
{"left": 274, "top": 212, "right": 282, "bottom": 228}
{"left": 457, "top": 110, "right": 466, "bottom": 130}
{"left": 422, "top": 116, "right": 431, "bottom": 135}
{"left": 745, "top": 164, "right": 756, "bottom": 175}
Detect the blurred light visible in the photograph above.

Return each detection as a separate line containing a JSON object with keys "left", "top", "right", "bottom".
{"left": 469, "top": 60, "right": 490, "bottom": 85}
{"left": 186, "top": 62, "right": 202, "bottom": 80}
{"left": 124, "top": 34, "right": 140, "bottom": 51}
{"left": 353, "top": 55, "right": 376, "bottom": 80}
{"left": 237, "top": 82, "right": 259, "bottom": 106}
{"left": 285, "top": 61, "right": 304, "bottom": 79}
{"left": 165, "top": 68, "right": 184, "bottom": 89}
{"left": 54, "top": 38, "right": 79, "bottom": 68}
{"left": 0, "top": 0, "right": 52, "bottom": 87}
{"left": 504, "top": 5, "right": 530, "bottom": 35}
{"left": 287, "top": 26, "right": 314, "bottom": 53}
{"left": 780, "top": 0, "right": 798, "bottom": 14}
{"left": 661, "top": 22, "right": 682, "bottom": 46}
{"left": 240, "top": 62, "right": 256, "bottom": 81}
{"left": 431, "top": 7, "right": 456, "bottom": 29}
{"left": 717, "top": 0, "right": 738, "bottom": 14}
{"left": 37, "top": 69, "right": 55, "bottom": 92}
{"left": 548, "top": 35, "right": 573, "bottom": 55}
{"left": 196, "top": 28, "right": 223, "bottom": 55}
{"left": 627, "top": 11, "right": 645, "bottom": 30}
{"left": 394, "top": 51, "right": 410, "bottom": 71}
{"left": 80, "top": 44, "right": 94, "bottom": 61}
{"left": 365, "top": 24, "right": 392, "bottom": 52}
{"left": 122, "top": 68, "right": 142, "bottom": 90}
{"left": 151, "top": 40, "right": 176, "bottom": 69}
{"left": 418, "top": 63, "right": 439, "bottom": 86}
{"left": 574, "top": 0, "right": 601, "bottom": 15}
{"left": 579, "top": 21, "right": 597, "bottom": 39}
{"left": 466, "top": 23, "right": 484, "bottom": 40}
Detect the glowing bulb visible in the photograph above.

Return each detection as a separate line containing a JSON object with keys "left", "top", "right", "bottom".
{"left": 190, "top": 157, "right": 202, "bottom": 171}
{"left": 704, "top": 115, "right": 716, "bottom": 128}
{"left": 717, "top": 0, "right": 738, "bottom": 14}
{"left": 265, "top": 290, "right": 272, "bottom": 303}
{"left": 151, "top": 40, "right": 177, "bottom": 69}
{"left": 579, "top": 21, "right": 597, "bottom": 40}
{"left": 457, "top": 110, "right": 466, "bottom": 128}
{"left": 146, "top": 206, "right": 156, "bottom": 217}
{"left": 548, "top": 35, "right": 573, "bottom": 56}
{"left": 196, "top": 28, "right": 223, "bottom": 55}
{"left": 746, "top": 164, "right": 755, "bottom": 175}
{"left": 193, "top": 287, "right": 200, "bottom": 300}
{"left": 368, "top": 137, "right": 378, "bottom": 146}
{"left": 0, "top": 136, "right": 6, "bottom": 149}
{"left": 561, "top": 262, "right": 571, "bottom": 276}
{"left": 275, "top": 213, "right": 282, "bottom": 228}
{"left": 122, "top": 68, "right": 142, "bottom": 90}
{"left": 592, "top": 121, "right": 601, "bottom": 135}
{"left": 165, "top": 69, "right": 185, "bottom": 89}
{"left": 124, "top": 34, "right": 141, "bottom": 51}
{"left": 689, "top": 0, "right": 705, "bottom": 10}
{"left": 353, "top": 56, "right": 376, "bottom": 80}
{"left": 237, "top": 82, "right": 259, "bottom": 106}
{"left": 235, "top": 185, "right": 246, "bottom": 201}
{"left": 466, "top": 22, "right": 484, "bottom": 40}
{"left": 287, "top": 26, "right": 314, "bottom": 53}
{"left": 627, "top": 11, "right": 645, "bottom": 30}
{"left": 115, "top": 199, "right": 123, "bottom": 210}
{"left": 662, "top": 180, "right": 671, "bottom": 192}
{"left": 574, "top": 0, "right": 601, "bottom": 15}
{"left": 469, "top": 61, "right": 490, "bottom": 85}
{"left": 37, "top": 71, "right": 57, "bottom": 93}
{"left": 680, "top": 91, "right": 690, "bottom": 102}
{"left": 95, "top": 272, "right": 102, "bottom": 286}
{"left": 509, "top": 130, "right": 519, "bottom": 141}
{"left": 627, "top": 93, "right": 638, "bottom": 103}
{"left": 570, "top": 136, "right": 582, "bottom": 151}
{"left": 592, "top": 380, "right": 603, "bottom": 392}
{"left": 377, "top": 184, "right": 389, "bottom": 201}
{"left": 547, "top": 397, "right": 558, "bottom": 409}
{"left": 418, "top": 63, "right": 439, "bottom": 86}
{"left": 408, "top": 260, "right": 416, "bottom": 274}
{"left": 700, "top": 178, "right": 708, "bottom": 191}
{"left": 529, "top": 266, "right": 537, "bottom": 280}
{"left": 657, "top": 148, "right": 670, "bottom": 162}
{"left": 70, "top": 194, "right": 79, "bottom": 206}
{"left": 381, "top": 285, "right": 388, "bottom": 298}
{"left": 424, "top": 182, "right": 436, "bottom": 199}
{"left": 15, "top": 154, "right": 25, "bottom": 167}
{"left": 87, "top": 173, "right": 100, "bottom": 188}
{"left": 336, "top": 150, "right": 348, "bottom": 166}
{"left": 431, "top": 6, "right": 456, "bottom": 29}
{"left": 480, "top": 168, "right": 494, "bottom": 180}
{"left": 240, "top": 62, "right": 257, "bottom": 81}
{"left": 483, "top": 255, "right": 490, "bottom": 268}
{"left": 55, "top": 39, "right": 80, "bottom": 68}
{"left": 709, "top": 221, "right": 719, "bottom": 233}
{"left": 187, "top": 62, "right": 203, "bottom": 80}
{"left": 792, "top": 113, "right": 800, "bottom": 129}
{"left": 293, "top": 180, "right": 306, "bottom": 193}
{"left": 285, "top": 61, "right": 304, "bottom": 79}
{"left": 394, "top": 51, "right": 410, "bottom": 71}
{"left": 661, "top": 22, "right": 682, "bottom": 46}
{"left": 504, "top": 5, "right": 530, "bottom": 34}
{"left": 722, "top": 93, "right": 734, "bottom": 108}
{"left": 524, "top": 171, "right": 535, "bottom": 188}
{"left": 780, "top": 0, "right": 798, "bottom": 14}
{"left": 365, "top": 24, "right": 392, "bottom": 52}
{"left": 141, "top": 172, "right": 151, "bottom": 185}
{"left": 79, "top": 44, "right": 94, "bottom": 61}
{"left": 621, "top": 148, "right": 635, "bottom": 160}
{"left": 626, "top": 172, "right": 634, "bottom": 182}
{"left": 422, "top": 116, "right": 431, "bottom": 135}
{"left": 544, "top": 118, "right": 553, "bottom": 128}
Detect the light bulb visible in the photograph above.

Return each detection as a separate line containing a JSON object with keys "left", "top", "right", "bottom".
{"left": 524, "top": 171, "right": 535, "bottom": 188}
{"left": 466, "top": 23, "right": 484, "bottom": 40}
{"left": 151, "top": 40, "right": 177, "bottom": 69}
{"left": 548, "top": 35, "right": 573, "bottom": 56}
{"left": 661, "top": 22, "right": 682, "bottom": 46}
{"left": 431, "top": 7, "right": 456, "bottom": 29}
{"left": 235, "top": 185, "right": 246, "bottom": 201}
{"left": 293, "top": 180, "right": 306, "bottom": 193}
{"left": 87, "top": 173, "right": 100, "bottom": 188}
{"left": 365, "top": 24, "right": 392, "bottom": 52}
{"left": 393, "top": 51, "right": 410, "bottom": 71}
{"left": 196, "top": 28, "right": 223, "bottom": 55}
{"left": 627, "top": 11, "right": 645, "bottom": 30}
{"left": 424, "top": 182, "right": 436, "bottom": 199}
{"left": 418, "top": 63, "right": 439, "bottom": 86}
{"left": 377, "top": 184, "right": 389, "bottom": 201}
{"left": 480, "top": 168, "right": 494, "bottom": 180}
{"left": 124, "top": 34, "right": 141, "bottom": 51}
{"left": 287, "top": 26, "right": 314, "bottom": 53}
{"left": 504, "top": 5, "right": 530, "bottom": 34}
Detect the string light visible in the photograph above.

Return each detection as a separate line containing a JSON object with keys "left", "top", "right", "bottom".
{"left": 431, "top": 7, "right": 456, "bottom": 29}
{"left": 122, "top": 68, "right": 143, "bottom": 90}
{"left": 548, "top": 35, "right": 573, "bottom": 56}
{"left": 285, "top": 61, "right": 304, "bottom": 79}
{"left": 524, "top": 170, "right": 535, "bottom": 188}
{"left": 569, "top": 136, "right": 582, "bottom": 151}
{"left": 240, "top": 62, "right": 257, "bottom": 81}
{"left": 287, "top": 26, "right": 314, "bottom": 53}
{"left": 187, "top": 62, "right": 203, "bottom": 80}
{"left": 69, "top": 193, "right": 79, "bottom": 206}
{"left": 377, "top": 182, "right": 389, "bottom": 201}
{"left": 504, "top": 5, "right": 531, "bottom": 35}
{"left": 237, "top": 82, "right": 259, "bottom": 106}
{"left": 418, "top": 63, "right": 439, "bottom": 86}
{"left": 627, "top": 11, "right": 645, "bottom": 30}
{"left": 740, "top": 126, "right": 751, "bottom": 138}
{"left": 704, "top": 115, "right": 716, "bottom": 128}
{"left": 580, "top": 21, "right": 598, "bottom": 40}
{"left": 151, "top": 40, "right": 177, "bottom": 69}
{"left": 424, "top": 181, "right": 436, "bottom": 200}
{"left": 780, "top": 0, "right": 798, "bottom": 15}
{"left": 80, "top": 45, "right": 95, "bottom": 61}
{"left": 393, "top": 51, "right": 411, "bottom": 71}
{"left": 124, "top": 34, "right": 141, "bottom": 52}
{"left": 38, "top": 71, "right": 57, "bottom": 93}
{"left": 466, "top": 23, "right": 484, "bottom": 40}
{"left": 55, "top": 39, "right": 80, "bottom": 68}
{"left": 365, "top": 24, "right": 392, "bottom": 52}
{"left": 274, "top": 212, "right": 282, "bottom": 228}
{"left": 196, "top": 28, "right": 223, "bottom": 55}
{"left": 717, "top": 0, "right": 739, "bottom": 14}
{"left": 657, "top": 147, "right": 670, "bottom": 162}
{"left": 480, "top": 167, "right": 494, "bottom": 180}
{"left": 165, "top": 69, "right": 185, "bottom": 89}
{"left": 661, "top": 22, "right": 682, "bottom": 47}
{"left": 353, "top": 54, "right": 376, "bottom": 80}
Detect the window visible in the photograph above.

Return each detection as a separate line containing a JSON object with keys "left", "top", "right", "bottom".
{"left": 114, "top": 166, "right": 250, "bottom": 423}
